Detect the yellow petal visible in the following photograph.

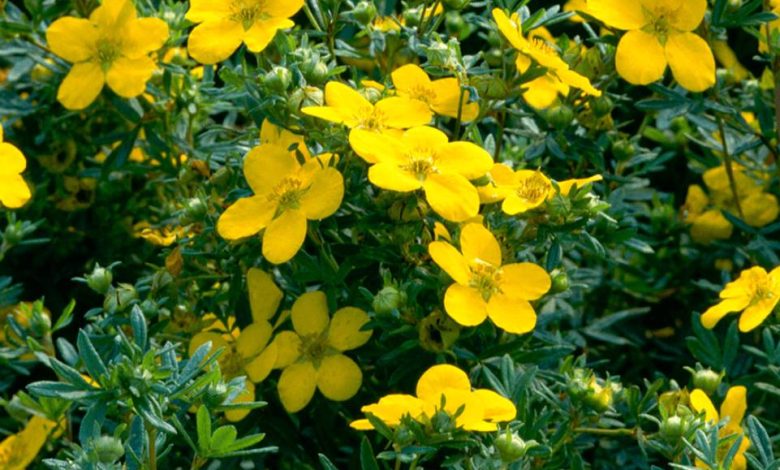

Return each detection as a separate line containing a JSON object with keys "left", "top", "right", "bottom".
{"left": 555, "top": 175, "right": 603, "bottom": 196}
{"left": 431, "top": 78, "right": 480, "bottom": 122}
{"left": 423, "top": 173, "right": 480, "bottom": 222}
{"left": 300, "top": 167, "right": 344, "bottom": 219}
{"left": 352, "top": 394, "right": 426, "bottom": 429}
{"left": 247, "top": 268, "right": 283, "bottom": 323}
{"left": 402, "top": 125, "right": 450, "bottom": 149}
{"left": 556, "top": 69, "right": 601, "bottom": 97}
{"left": 349, "top": 128, "right": 404, "bottom": 164}
{"left": 491, "top": 9, "right": 527, "bottom": 50}
{"left": 690, "top": 389, "right": 719, "bottom": 423}
{"left": 0, "top": 176, "right": 31, "bottom": 209}
{"left": 302, "top": 105, "right": 353, "bottom": 126}
{"left": 271, "top": 331, "right": 302, "bottom": 368}
{"left": 124, "top": 17, "right": 169, "bottom": 58}
{"left": 719, "top": 386, "right": 747, "bottom": 428}
{"left": 262, "top": 209, "right": 307, "bottom": 264}
{"left": 471, "top": 389, "right": 517, "bottom": 422}
{"left": 416, "top": 364, "right": 471, "bottom": 402}
{"left": 225, "top": 381, "right": 254, "bottom": 422}
{"left": 244, "top": 18, "right": 294, "bottom": 53}
{"left": 325, "top": 81, "right": 373, "bottom": 117}
{"left": 187, "top": 19, "right": 244, "bottom": 65}
{"left": 57, "top": 61, "right": 105, "bottom": 110}
{"left": 586, "top": 0, "right": 647, "bottom": 30}
{"left": 742, "top": 192, "right": 779, "bottom": 228}
{"left": 428, "top": 241, "right": 470, "bottom": 284}
{"left": 90, "top": 0, "right": 137, "bottom": 28}
{"left": 243, "top": 144, "right": 298, "bottom": 196}
{"left": 616, "top": 30, "right": 667, "bottom": 86}
{"left": 291, "top": 291, "right": 330, "bottom": 336}
{"left": 690, "top": 210, "right": 733, "bottom": 244}
{"left": 739, "top": 299, "right": 778, "bottom": 332}
{"left": 316, "top": 354, "right": 363, "bottom": 401}
{"left": 188, "top": 331, "right": 228, "bottom": 358}
{"left": 436, "top": 142, "right": 493, "bottom": 180}
{"left": 443, "top": 284, "right": 489, "bottom": 327}
{"left": 487, "top": 295, "right": 537, "bottom": 334}
{"left": 374, "top": 97, "right": 432, "bottom": 129}
{"left": 665, "top": 32, "right": 715, "bottom": 92}
{"left": 185, "top": 0, "right": 231, "bottom": 22}
{"left": 46, "top": 17, "right": 97, "bottom": 63}
{"left": 244, "top": 341, "right": 277, "bottom": 383}
{"left": 500, "top": 262, "right": 552, "bottom": 300}
{"left": 217, "top": 196, "right": 275, "bottom": 240}
{"left": 236, "top": 321, "right": 272, "bottom": 359}
{"left": 700, "top": 297, "right": 750, "bottom": 329}
{"left": 106, "top": 55, "right": 156, "bottom": 98}
{"left": 0, "top": 142, "right": 26, "bottom": 175}
{"left": 328, "top": 307, "right": 371, "bottom": 351}
{"left": 368, "top": 163, "right": 422, "bottom": 192}
{"left": 684, "top": 185, "right": 709, "bottom": 218}
{"left": 278, "top": 361, "right": 317, "bottom": 412}
{"left": 667, "top": 0, "right": 707, "bottom": 31}
{"left": 522, "top": 75, "right": 565, "bottom": 109}
{"left": 262, "top": 0, "right": 305, "bottom": 18}
{"left": 391, "top": 64, "right": 431, "bottom": 93}
{"left": 460, "top": 223, "right": 502, "bottom": 267}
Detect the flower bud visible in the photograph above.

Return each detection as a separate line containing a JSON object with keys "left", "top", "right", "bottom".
{"left": 353, "top": 1, "right": 378, "bottom": 24}
{"left": 103, "top": 284, "right": 137, "bottom": 313}
{"left": 263, "top": 66, "right": 293, "bottom": 93}
{"left": 659, "top": 415, "right": 689, "bottom": 442}
{"left": 591, "top": 95, "right": 613, "bottom": 117}
{"left": 495, "top": 431, "right": 536, "bottom": 462}
{"left": 443, "top": 0, "right": 470, "bottom": 10}
{"left": 3, "top": 222, "right": 25, "bottom": 245}
{"left": 182, "top": 197, "right": 207, "bottom": 223}
{"left": 611, "top": 139, "right": 635, "bottom": 161}
{"left": 372, "top": 286, "right": 405, "bottom": 315}
{"left": 692, "top": 368, "right": 722, "bottom": 396}
{"left": 86, "top": 264, "right": 113, "bottom": 295}
{"left": 303, "top": 61, "right": 329, "bottom": 85}
{"left": 550, "top": 271, "right": 569, "bottom": 293}
{"left": 543, "top": 105, "right": 574, "bottom": 129}
{"left": 93, "top": 435, "right": 125, "bottom": 464}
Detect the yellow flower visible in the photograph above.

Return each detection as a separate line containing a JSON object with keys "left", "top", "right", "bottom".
{"left": 0, "top": 415, "right": 58, "bottom": 470}
{"left": 391, "top": 64, "right": 479, "bottom": 122}
{"left": 301, "top": 81, "right": 432, "bottom": 157}
{"left": 701, "top": 266, "right": 780, "bottom": 332}
{"left": 189, "top": 269, "right": 281, "bottom": 421}
{"left": 0, "top": 127, "right": 31, "bottom": 209}
{"left": 492, "top": 9, "right": 601, "bottom": 109}
{"left": 185, "top": 0, "right": 303, "bottom": 64}
{"left": 587, "top": 0, "right": 715, "bottom": 92}
{"left": 351, "top": 364, "right": 516, "bottom": 432}
{"left": 216, "top": 145, "right": 344, "bottom": 264}
{"left": 372, "top": 16, "right": 402, "bottom": 32}
{"left": 350, "top": 126, "right": 492, "bottom": 222}
{"left": 690, "top": 386, "right": 750, "bottom": 470}
{"left": 133, "top": 221, "right": 187, "bottom": 247}
{"left": 45, "top": 0, "right": 169, "bottom": 110}
{"left": 428, "top": 224, "right": 551, "bottom": 334}
{"left": 271, "top": 291, "right": 372, "bottom": 412}
{"left": 683, "top": 185, "right": 734, "bottom": 245}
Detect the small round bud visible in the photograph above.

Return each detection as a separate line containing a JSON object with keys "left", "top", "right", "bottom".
{"left": 93, "top": 435, "right": 125, "bottom": 464}
{"left": 659, "top": 415, "right": 689, "bottom": 442}
{"left": 353, "top": 1, "right": 378, "bottom": 24}
{"left": 182, "top": 197, "right": 207, "bottom": 222}
{"left": 611, "top": 139, "right": 635, "bottom": 161}
{"left": 360, "top": 86, "right": 382, "bottom": 103}
{"left": 543, "top": 105, "right": 574, "bottom": 130}
{"left": 372, "top": 286, "right": 405, "bottom": 315}
{"left": 591, "top": 95, "right": 613, "bottom": 117}
{"left": 495, "top": 432, "right": 532, "bottom": 463}
{"left": 692, "top": 369, "right": 722, "bottom": 396}
{"left": 104, "top": 284, "right": 138, "bottom": 313}
{"left": 87, "top": 265, "right": 113, "bottom": 295}
{"left": 3, "top": 223, "right": 25, "bottom": 245}
{"left": 551, "top": 272, "right": 570, "bottom": 293}
{"left": 303, "top": 61, "right": 329, "bottom": 85}
{"left": 263, "top": 66, "right": 293, "bottom": 93}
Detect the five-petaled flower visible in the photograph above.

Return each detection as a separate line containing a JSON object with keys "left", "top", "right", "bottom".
{"left": 690, "top": 386, "right": 750, "bottom": 470}
{"left": 351, "top": 364, "right": 516, "bottom": 432}
{"left": 216, "top": 128, "right": 344, "bottom": 264}
{"left": 701, "top": 266, "right": 780, "bottom": 332}
{"left": 0, "top": 127, "right": 31, "bottom": 209}
{"left": 428, "top": 223, "right": 551, "bottom": 334}
{"left": 186, "top": 0, "right": 304, "bottom": 64}
{"left": 301, "top": 81, "right": 432, "bottom": 159}
{"left": 46, "top": 0, "right": 169, "bottom": 110}
{"left": 492, "top": 9, "right": 601, "bottom": 109}
{"left": 271, "top": 291, "right": 372, "bottom": 412}
{"left": 587, "top": 0, "right": 715, "bottom": 92}
{"left": 391, "top": 64, "right": 479, "bottom": 122}
{"left": 350, "top": 126, "right": 493, "bottom": 222}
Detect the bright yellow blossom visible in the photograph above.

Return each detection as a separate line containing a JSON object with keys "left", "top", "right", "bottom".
{"left": 350, "top": 126, "right": 493, "bottom": 222}
{"left": 391, "top": 64, "right": 479, "bottom": 122}
{"left": 587, "top": 0, "right": 715, "bottom": 92}
{"left": 0, "top": 415, "right": 58, "bottom": 470}
{"left": 46, "top": 0, "right": 169, "bottom": 110}
{"left": 492, "top": 9, "right": 601, "bottom": 109}
{"left": 189, "top": 269, "right": 281, "bottom": 421}
{"left": 133, "top": 222, "right": 187, "bottom": 247}
{"left": 217, "top": 142, "right": 343, "bottom": 264}
{"left": 301, "top": 81, "right": 432, "bottom": 157}
{"left": 428, "top": 224, "right": 551, "bottom": 334}
{"left": 564, "top": 0, "right": 588, "bottom": 23}
{"left": 351, "top": 364, "right": 516, "bottom": 432}
{"left": 701, "top": 266, "right": 780, "bottom": 333}
{"left": 0, "top": 126, "right": 31, "bottom": 209}
{"left": 186, "top": 0, "right": 303, "bottom": 64}
{"left": 690, "top": 386, "right": 750, "bottom": 470}
{"left": 271, "top": 291, "right": 372, "bottom": 412}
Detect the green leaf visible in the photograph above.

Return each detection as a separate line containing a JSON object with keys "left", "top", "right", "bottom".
{"left": 360, "top": 437, "right": 380, "bottom": 470}
{"left": 319, "top": 453, "right": 340, "bottom": 470}
{"left": 130, "top": 305, "right": 147, "bottom": 350}
{"left": 209, "top": 425, "right": 238, "bottom": 452}
{"left": 745, "top": 416, "right": 774, "bottom": 465}
{"left": 76, "top": 330, "right": 108, "bottom": 380}
{"left": 196, "top": 405, "right": 212, "bottom": 452}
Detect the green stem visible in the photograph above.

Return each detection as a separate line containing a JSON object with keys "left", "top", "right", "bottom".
{"left": 716, "top": 116, "right": 744, "bottom": 219}
{"left": 303, "top": 2, "right": 323, "bottom": 32}
{"left": 148, "top": 425, "right": 158, "bottom": 470}
{"left": 573, "top": 427, "right": 636, "bottom": 437}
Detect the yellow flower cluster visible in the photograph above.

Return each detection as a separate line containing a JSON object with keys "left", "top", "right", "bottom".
{"left": 351, "top": 364, "right": 516, "bottom": 432}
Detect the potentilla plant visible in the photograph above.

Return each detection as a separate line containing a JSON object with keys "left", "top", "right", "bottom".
{"left": 0, "top": 0, "right": 780, "bottom": 468}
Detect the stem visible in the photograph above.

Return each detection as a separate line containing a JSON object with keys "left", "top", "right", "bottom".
{"left": 573, "top": 427, "right": 637, "bottom": 437}
{"left": 148, "top": 425, "right": 157, "bottom": 470}
{"left": 717, "top": 116, "right": 744, "bottom": 219}
{"left": 303, "top": 2, "right": 323, "bottom": 32}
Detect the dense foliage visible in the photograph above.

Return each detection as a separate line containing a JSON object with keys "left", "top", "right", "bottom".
{"left": 2, "top": 0, "right": 780, "bottom": 469}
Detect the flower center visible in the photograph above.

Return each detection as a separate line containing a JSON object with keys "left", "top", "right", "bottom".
{"left": 643, "top": 6, "right": 675, "bottom": 42}
{"left": 230, "top": 0, "right": 267, "bottom": 30}
{"left": 300, "top": 332, "right": 331, "bottom": 367}
{"left": 407, "top": 84, "right": 436, "bottom": 105}
{"left": 269, "top": 177, "right": 305, "bottom": 212}
{"left": 360, "top": 109, "right": 387, "bottom": 131}
{"left": 403, "top": 152, "right": 436, "bottom": 181}
{"left": 96, "top": 40, "right": 121, "bottom": 70}
{"left": 220, "top": 344, "right": 244, "bottom": 377}
{"left": 529, "top": 38, "right": 556, "bottom": 58}
{"left": 516, "top": 172, "right": 550, "bottom": 202}
{"left": 469, "top": 262, "right": 501, "bottom": 301}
